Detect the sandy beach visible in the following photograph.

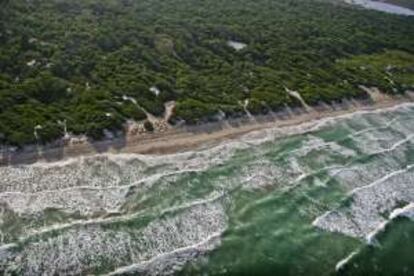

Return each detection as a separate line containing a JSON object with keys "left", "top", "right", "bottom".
{"left": 0, "top": 93, "right": 413, "bottom": 166}
{"left": 0, "top": 92, "right": 414, "bottom": 275}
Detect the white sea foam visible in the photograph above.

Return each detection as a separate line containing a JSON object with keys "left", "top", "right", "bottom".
{"left": 364, "top": 202, "right": 414, "bottom": 245}
{"left": 0, "top": 187, "right": 129, "bottom": 215}
{"left": 239, "top": 159, "right": 304, "bottom": 191}
{"left": 1, "top": 101, "right": 414, "bottom": 273}
{"left": 345, "top": 0, "right": 414, "bottom": 15}
{"left": 335, "top": 250, "right": 359, "bottom": 272}
{"left": 389, "top": 202, "right": 414, "bottom": 220}
{"left": 105, "top": 231, "right": 223, "bottom": 276}
{"left": 249, "top": 128, "right": 408, "bottom": 193}
{"left": 6, "top": 202, "right": 227, "bottom": 275}
{"left": 18, "top": 191, "right": 227, "bottom": 241}
{"left": 0, "top": 140, "right": 247, "bottom": 216}
{"left": 313, "top": 164, "right": 414, "bottom": 240}
{"left": 1, "top": 104, "right": 411, "bottom": 218}
{"left": 238, "top": 103, "right": 414, "bottom": 152}
{"left": 326, "top": 134, "right": 412, "bottom": 191}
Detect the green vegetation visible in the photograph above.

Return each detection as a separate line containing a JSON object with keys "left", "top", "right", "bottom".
{"left": 335, "top": 50, "right": 414, "bottom": 94}
{"left": 0, "top": 0, "right": 413, "bottom": 146}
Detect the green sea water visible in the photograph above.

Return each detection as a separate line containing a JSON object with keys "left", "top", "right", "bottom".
{"left": 1, "top": 103, "right": 414, "bottom": 275}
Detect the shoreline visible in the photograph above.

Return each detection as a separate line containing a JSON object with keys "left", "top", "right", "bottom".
{"left": 0, "top": 94, "right": 413, "bottom": 166}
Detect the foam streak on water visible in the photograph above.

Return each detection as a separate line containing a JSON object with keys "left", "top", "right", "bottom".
{"left": 1, "top": 103, "right": 414, "bottom": 274}
{"left": 346, "top": 0, "right": 414, "bottom": 15}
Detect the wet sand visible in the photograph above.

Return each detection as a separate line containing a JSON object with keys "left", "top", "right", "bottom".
{"left": 0, "top": 94, "right": 412, "bottom": 166}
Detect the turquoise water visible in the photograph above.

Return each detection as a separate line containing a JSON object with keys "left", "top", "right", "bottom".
{"left": 0, "top": 103, "right": 414, "bottom": 275}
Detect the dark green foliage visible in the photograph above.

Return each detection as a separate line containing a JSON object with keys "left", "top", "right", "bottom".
{"left": 0, "top": 0, "right": 413, "bottom": 146}
{"left": 175, "top": 99, "right": 219, "bottom": 124}
{"left": 117, "top": 102, "right": 147, "bottom": 122}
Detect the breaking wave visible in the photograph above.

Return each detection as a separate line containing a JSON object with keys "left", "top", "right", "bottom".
{"left": 1, "top": 102, "right": 414, "bottom": 274}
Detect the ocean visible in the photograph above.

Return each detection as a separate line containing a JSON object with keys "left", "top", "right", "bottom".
{"left": 0, "top": 103, "right": 413, "bottom": 275}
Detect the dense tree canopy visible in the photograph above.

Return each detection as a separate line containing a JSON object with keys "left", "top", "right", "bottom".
{"left": 0, "top": 0, "right": 413, "bottom": 146}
